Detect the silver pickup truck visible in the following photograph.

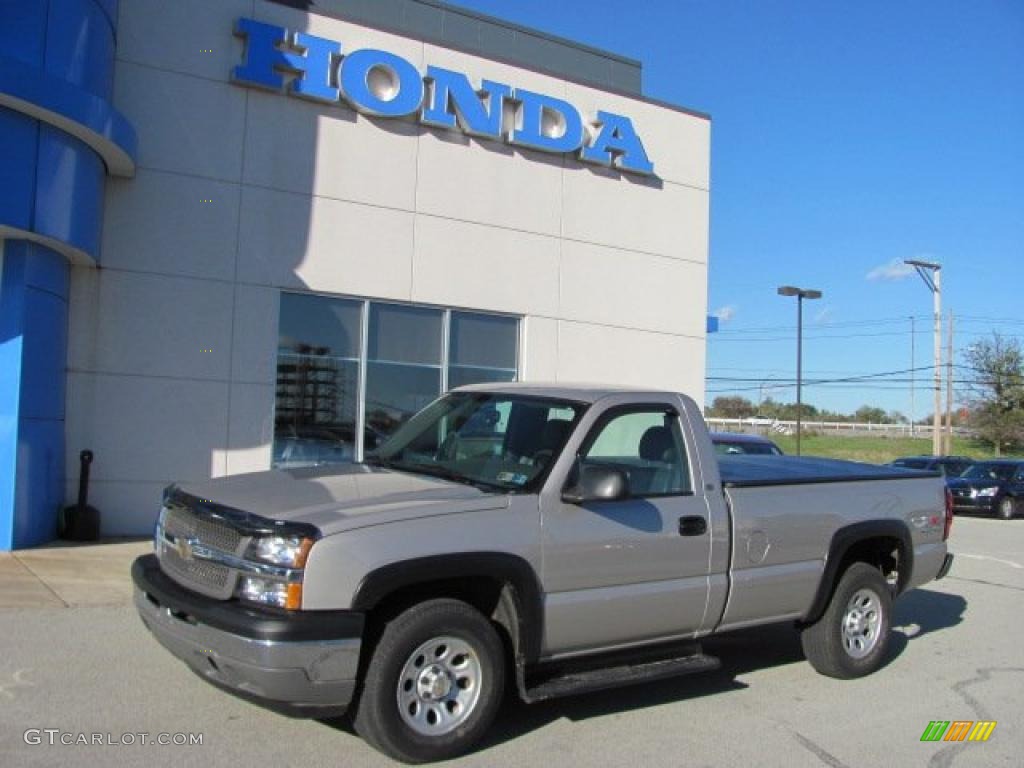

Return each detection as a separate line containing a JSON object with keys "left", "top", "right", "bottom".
{"left": 132, "top": 384, "right": 954, "bottom": 762}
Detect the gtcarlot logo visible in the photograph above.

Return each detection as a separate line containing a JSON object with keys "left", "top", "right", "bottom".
{"left": 23, "top": 730, "right": 203, "bottom": 747}
{"left": 920, "top": 721, "right": 997, "bottom": 742}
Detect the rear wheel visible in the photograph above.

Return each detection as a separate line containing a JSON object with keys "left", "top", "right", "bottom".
{"left": 997, "top": 496, "right": 1015, "bottom": 520}
{"left": 353, "top": 599, "right": 505, "bottom": 763}
{"left": 800, "top": 562, "right": 892, "bottom": 679}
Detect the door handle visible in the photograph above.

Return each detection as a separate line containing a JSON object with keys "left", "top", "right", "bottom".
{"left": 678, "top": 516, "right": 707, "bottom": 536}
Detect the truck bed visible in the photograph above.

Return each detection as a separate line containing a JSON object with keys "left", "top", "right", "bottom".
{"left": 718, "top": 455, "right": 938, "bottom": 487}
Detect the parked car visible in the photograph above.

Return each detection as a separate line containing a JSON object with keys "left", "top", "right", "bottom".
{"left": 133, "top": 384, "right": 951, "bottom": 762}
{"left": 889, "top": 456, "right": 975, "bottom": 479}
{"left": 947, "top": 459, "right": 1024, "bottom": 519}
{"left": 711, "top": 431, "right": 784, "bottom": 455}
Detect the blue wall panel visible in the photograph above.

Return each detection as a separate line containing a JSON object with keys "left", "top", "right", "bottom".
{"left": 0, "top": 2, "right": 48, "bottom": 67}
{"left": 45, "top": 0, "right": 116, "bottom": 99}
{"left": 0, "top": 0, "right": 129, "bottom": 549}
{"left": 35, "top": 125, "right": 106, "bottom": 259}
{"left": 15, "top": 418, "right": 64, "bottom": 546}
{"left": 0, "top": 250, "right": 27, "bottom": 550}
{"left": 0, "top": 107, "right": 39, "bottom": 232}
{"left": 19, "top": 247, "right": 69, "bottom": 423}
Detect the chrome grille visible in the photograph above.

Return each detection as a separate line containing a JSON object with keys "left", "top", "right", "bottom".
{"left": 156, "top": 503, "right": 249, "bottom": 600}
{"left": 164, "top": 505, "right": 242, "bottom": 553}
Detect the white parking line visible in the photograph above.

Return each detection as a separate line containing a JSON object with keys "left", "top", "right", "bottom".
{"left": 957, "top": 553, "right": 1023, "bottom": 569}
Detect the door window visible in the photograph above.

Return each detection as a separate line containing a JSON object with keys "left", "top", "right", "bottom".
{"left": 580, "top": 409, "right": 691, "bottom": 497}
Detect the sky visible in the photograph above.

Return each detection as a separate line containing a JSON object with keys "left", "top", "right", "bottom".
{"left": 453, "top": 0, "right": 1024, "bottom": 418}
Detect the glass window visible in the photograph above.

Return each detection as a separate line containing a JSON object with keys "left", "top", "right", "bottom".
{"left": 365, "top": 304, "right": 444, "bottom": 443}
{"left": 273, "top": 294, "right": 521, "bottom": 468}
{"left": 581, "top": 409, "right": 691, "bottom": 497}
{"left": 448, "top": 312, "right": 518, "bottom": 389}
{"left": 274, "top": 294, "right": 361, "bottom": 468}
{"left": 369, "top": 392, "right": 585, "bottom": 492}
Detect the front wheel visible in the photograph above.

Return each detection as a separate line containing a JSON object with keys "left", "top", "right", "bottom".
{"left": 997, "top": 496, "right": 1015, "bottom": 520}
{"left": 800, "top": 562, "right": 892, "bottom": 679}
{"left": 353, "top": 598, "right": 506, "bottom": 763}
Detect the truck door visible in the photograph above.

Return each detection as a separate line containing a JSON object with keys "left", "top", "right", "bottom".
{"left": 539, "top": 402, "right": 712, "bottom": 656}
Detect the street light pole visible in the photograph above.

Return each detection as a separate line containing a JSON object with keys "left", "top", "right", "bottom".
{"left": 904, "top": 259, "right": 943, "bottom": 456}
{"left": 778, "top": 285, "right": 823, "bottom": 456}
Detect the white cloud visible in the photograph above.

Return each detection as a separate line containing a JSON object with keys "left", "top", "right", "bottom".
{"left": 712, "top": 305, "right": 737, "bottom": 323}
{"left": 866, "top": 258, "right": 915, "bottom": 281}
{"left": 814, "top": 306, "right": 835, "bottom": 324}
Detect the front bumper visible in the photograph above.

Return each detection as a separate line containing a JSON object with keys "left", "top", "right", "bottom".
{"left": 132, "top": 555, "right": 363, "bottom": 717}
{"left": 951, "top": 496, "right": 997, "bottom": 514}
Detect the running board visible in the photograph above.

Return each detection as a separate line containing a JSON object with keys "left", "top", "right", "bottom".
{"left": 522, "top": 644, "right": 721, "bottom": 703}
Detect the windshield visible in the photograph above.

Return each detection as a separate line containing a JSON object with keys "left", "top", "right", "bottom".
{"left": 366, "top": 392, "right": 586, "bottom": 493}
{"left": 961, "top": 463, "right": 1017, "bottom": 482}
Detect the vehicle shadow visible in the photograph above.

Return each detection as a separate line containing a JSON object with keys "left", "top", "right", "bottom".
{"left": 323, "top": 588, "right": 966, "bottom": 750}
{"left": 886, "top": 587, "right": 967, "bottom": 661}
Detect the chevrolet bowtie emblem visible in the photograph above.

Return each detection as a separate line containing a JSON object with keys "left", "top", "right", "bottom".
{"left": 172, "top": 535, "right": 199, "bottom": 561}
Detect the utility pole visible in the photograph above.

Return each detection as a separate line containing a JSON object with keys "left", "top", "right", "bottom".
{"left": 904, "top": 259, "right": 942, "bottom": 456}
{"left": 945, "top": 312, "right": 954, "bottom": 455}
{"left": 910, "top": 315, "right": 915, "bottom": 438}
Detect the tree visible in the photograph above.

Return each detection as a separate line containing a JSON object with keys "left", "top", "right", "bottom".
{"left": 854, "top": 405, "right": 888, "bottom": 423}
{"left": 886, "top": 410, "right": 908, "bottom": 424}
{"left": 962, "top": 334, "right": 1024, "bottom": 455}
{"left": 709, "top": 396, "right": 756, "bottom": 419}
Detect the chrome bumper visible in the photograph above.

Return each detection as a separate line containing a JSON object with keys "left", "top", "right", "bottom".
{"left": 133, "top": 557, "right": 361, "bottom": 716}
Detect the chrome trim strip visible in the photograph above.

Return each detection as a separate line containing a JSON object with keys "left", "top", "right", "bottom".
{"left": 157, "top": 528, "right": 303, "bottom": 583}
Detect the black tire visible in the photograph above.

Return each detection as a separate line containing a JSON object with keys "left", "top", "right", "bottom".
{"left": 353, "top": 598, "right": 506, "bottom": 763}
{"left": 996, "top": 496, "right": 1015, "bottom": 520}
{"left": 800, "top": 562, "right": 892, "bottom": 679}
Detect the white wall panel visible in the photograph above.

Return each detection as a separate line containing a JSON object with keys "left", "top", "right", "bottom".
{"left": 415, "top": 130, "right": 564, "bottom": 237}
{"left": 236, "top": 186, "right": 415, "bottom": 298}
{"left": 65, "top": 372, "right": 230, "bottom": 485}
{"left": 562, "top": 167, "right": 709, "bottom": 263}
{"left": 557, "top": 321, "right": 706, "bottom": 399}
{"left": 101, "top": 169, "right": 240, "bottom": 282}
{"left": 522, "top": 316, "right": 558, "bottom": 381}
{"left": 243, "top": 90, "right": 420, "bottom": 211}
{"left": 66, "top": 479, "right": 169, "bottom": 537}
{"left": 116, "top": 0, "right": 252, "bottom": 83}
{"left": 559, "top": 241, "right": 707, "bottom": 335}
{"left": 225, "top": 383, "right": 275, "bottom": 476}
{"left": 230, "top": 284, "right": 279, "bottom": 385}
{"left": 411, "top": 216, "right": 560, "bottom": 316}
{"left": 67, "top": 270, "right": 233, "bottom": 380}
{"left": 113, "top": 61, "right": 247, "bottom": 182}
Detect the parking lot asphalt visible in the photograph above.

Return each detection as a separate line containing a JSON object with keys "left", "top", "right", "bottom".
{"left": 1, "top": 516, "right": 1021, "bottom": 768}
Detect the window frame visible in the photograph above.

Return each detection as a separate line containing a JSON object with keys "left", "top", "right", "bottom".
{"left": 569, "top": 404, "right": 695, "bottom": 500}
{"left": 273, "top": 291, "right": 521, "bottom": 467}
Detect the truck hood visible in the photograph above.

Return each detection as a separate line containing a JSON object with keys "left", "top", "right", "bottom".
{"left": 176, "top": 464, "right": 509, "bottom": 536}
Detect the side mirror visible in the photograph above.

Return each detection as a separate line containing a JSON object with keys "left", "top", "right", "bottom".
{"left": 562, "top": 464, "right": 630, "bottom": 504}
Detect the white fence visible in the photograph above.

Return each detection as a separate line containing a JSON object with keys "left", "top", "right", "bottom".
{"left": 706, "top": 417, "right": 972, "bottom": 439}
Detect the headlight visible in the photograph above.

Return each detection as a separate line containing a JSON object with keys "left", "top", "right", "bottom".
{"left": 976, "top": 486, "right": 999, "bottom": 498}
{"left": 239, "top": 576, "right": 298, "bottom": 609}
{"left": 244, "top": 535, "right": 314, "bottom": 567}
{"left": 236, "top": 534, "right": 315, "bottom": 610}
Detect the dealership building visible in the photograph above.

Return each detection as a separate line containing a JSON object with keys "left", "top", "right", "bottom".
{"left": 0, "top": 0, "right": 710, "bottom": 548}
